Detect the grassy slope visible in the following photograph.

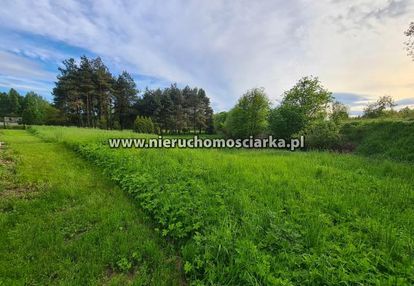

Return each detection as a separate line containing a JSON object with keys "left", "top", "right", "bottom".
{"left": 0, "top": 130, "right": 183, "bottom": 286}
{"left": 30, "top": 126, "right": 414, "bottom": 285}
{"left": 340, "top": 119, "right": 414, "bottom": 162}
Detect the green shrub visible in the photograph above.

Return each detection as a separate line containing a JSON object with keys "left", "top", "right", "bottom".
{"left": 213, "top": 112, "right": 227, "bottom": 135}
{"left": 134, "top": 116, "right": 155, "bottom": 134}
{"left": 340, "top": 120, "right": 414, "bottom": 162}
{"left": 98, "top": 118, "right": 108, "bottom": 129}
{"left": 300, "top": 120, "right": 342, "bottom": 150}
{"left": 268, "top": 105, "right": 306, "bottom": 139}
{"left": 112, "top": 120, "right": 121, "bottom": 130}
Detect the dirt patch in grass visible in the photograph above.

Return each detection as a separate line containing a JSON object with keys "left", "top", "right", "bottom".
{"left": 0, "top": 146, "right": 40, "bottom": 199}
{"left": 100, "top": 255, "right": 187, "bottom": 286}
{"left": 173, "top": 256, "right": 187, "bottom": 286}
{"left": 100, "top": 266, "right": 137, "bottom": 286}
{"left": 0, "top": 185, "right": 40, "bottom": 199}
{"left": 0, "top": 157, "right": 13, "bottom": 165}
{"left": 0, "top": 147, "right": 13, "bottom": 166}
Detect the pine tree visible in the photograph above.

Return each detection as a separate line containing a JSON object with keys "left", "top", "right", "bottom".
{"left": 78, "top": 56, "right": 96, "bottom": 127}
{"left": 159, "top": 89, "right": 174, "bottom": 133}
{"left": 92, "top": 57, "right": 114, "bottom": 129}
{"left": 113, "top": 71, "right": 138, "bottom": 129}
{"left": 53, "top": 58, "right": 82, "bottom": 126}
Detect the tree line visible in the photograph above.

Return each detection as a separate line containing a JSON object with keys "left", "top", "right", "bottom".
{"left": 0, "top": 88, "right": 61, "bottom": 125}
{"left": 136, "top": 85, "right": 213, "bottom": 134}
{"left": 214, "top": 77, "right": 347, "bottom": 139}
{"left": 53, "top": 56, "right": 213, "bottom": 133}
{"left": 214, "top": 76, "right": 414, "bottom": 150}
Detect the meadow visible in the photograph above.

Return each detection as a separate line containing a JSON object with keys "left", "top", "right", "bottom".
{"left": 0, "top": 130, "right": 182, "bottom": 285}
{"left": 10, "top": 125, "right": 411, "bottom": 285}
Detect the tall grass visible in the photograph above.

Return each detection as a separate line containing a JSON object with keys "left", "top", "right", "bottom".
{"left": 31, "top": 126, "right": 414, "bottom": 285}
{"left": 340, "top": 119, "right": 414, "bottom": 162}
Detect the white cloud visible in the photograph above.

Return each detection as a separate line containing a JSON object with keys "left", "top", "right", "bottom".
{"left": 0, "top": 49, "right": 56, "bottom": 97}
{"left": 0, "top": 0, "right": 413, "bottom": 113}
{"left": 0, "top": 75, "right": 53, "bottom": 94}
{"left": 0, "top": 51, "right": 54, "bottom": 80}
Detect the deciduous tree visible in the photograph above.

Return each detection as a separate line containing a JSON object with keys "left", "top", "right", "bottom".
{"left": 225, "top": 88, "right": 270, "bottom": 138}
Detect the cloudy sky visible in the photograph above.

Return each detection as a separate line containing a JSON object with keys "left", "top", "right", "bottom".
{"left": 0, "top": 0, "right": 413, "bottom": 115}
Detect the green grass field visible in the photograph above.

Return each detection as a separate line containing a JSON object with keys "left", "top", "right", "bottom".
{"left": 340, "top": 119, "right": 414, "bottom": 162}
{"left": 0, "top": 130, "right": 183, "bottom": 285}
{"left": 1, "top": 126, "right": 414, "bottom": 285}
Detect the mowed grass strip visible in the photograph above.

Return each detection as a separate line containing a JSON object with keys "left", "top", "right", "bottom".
{"left": 0, "top": 130, "right": 183, "bottom": 286}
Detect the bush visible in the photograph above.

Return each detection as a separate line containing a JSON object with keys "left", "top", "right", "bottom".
{"left": 300, "top": 120, "right": 341, "bottom": 150}
{"left": 98, "top": 118, "right": 108, "bottom": 129}
{"left": 330, "top": 101, "right": 349, "bottom": 123}
{"left": 112, "top": 120, "right": 121, "bottom": 130}
{"left": 340, "top": 120, "right": 414, "bottom": 162}
{"left": 269, "top": 105, "right": 306, "bottom": 139}
{"left": 213, "top": 112, "right": 228, "bottom": 135}
{"left": 134, "top": 116, "right": 155, "bottom": 134}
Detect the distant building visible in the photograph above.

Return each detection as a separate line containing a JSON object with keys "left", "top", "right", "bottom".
{"left": 1, "top": 116, "right": 22, "bottom": 127}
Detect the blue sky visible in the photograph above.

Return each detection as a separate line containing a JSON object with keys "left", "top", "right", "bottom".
{"left": 0, "top": 0, "right": 413, "bottom": 115}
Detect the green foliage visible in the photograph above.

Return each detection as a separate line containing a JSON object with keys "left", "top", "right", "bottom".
{"left": 225, "top": 88, "right": 270, "bottom": 138}
{"left": 52, "top": 56, "right": 213, "bottom": 132}
{"left": 340, "top": 119, "right": 414, "bottom": 162}
{"left": 97, "top": 117, "right": 108, "bottom": 129}
{"left": 53, "top": 56, "right": 138, "bottom": 128}
{"left": 300, "top": 120, "right": 342, "bottom": 150}
{"left": 112, "top": 120, "right": 121, "bottom": 130}
{"left": 21, "top": 92, "right": 51, "bottom": 125}
{"left": 134, "top": 116, "right": 155, "bottom": 134}
{"left": 269, "top": 76, "right": 334, "bottom": 139}
{"left": 281, "top": 76, "right": 333, "bottom": 121}
{"left": 213, "top": 111, "right": 228, "bottom": 135}
{"left": 0, "top": 89, "right": 64, "bottom": 126}
{"left": 398, "top": 107, "right": 414, "bottom": 119}
{"left": 330, "top": 101, "right": 349, "bottom": 123}
{"left": 43, "top": 105, "right": 65, "bottom": 125}
{"left": 116, "top": 257, "right": 132, "bottom": 273}
{"left": 7, "top": 89, "right": 23, "bottom": 115}
{"left": 0, "top": 89, "right": 24, "bottom": 117}
{"left": 30, "top": 126, "right": 414, "bottom": 285}
{"left": 224, "top": 106, "right": 246, "bottom": 137}
{"left": 363, "top": 96, "right": 397, "bottom": 119}
{"left": 136, "top": 85, "right": 214, "bottom": 134}
{"left": 0, "top": 92, "right": 8, "bottom": 117}
{"left": 269, "top": 104, "right": 306, "bottom": 139}
{"left": 114, "top": 71, "right": 138, "bottom": 130}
